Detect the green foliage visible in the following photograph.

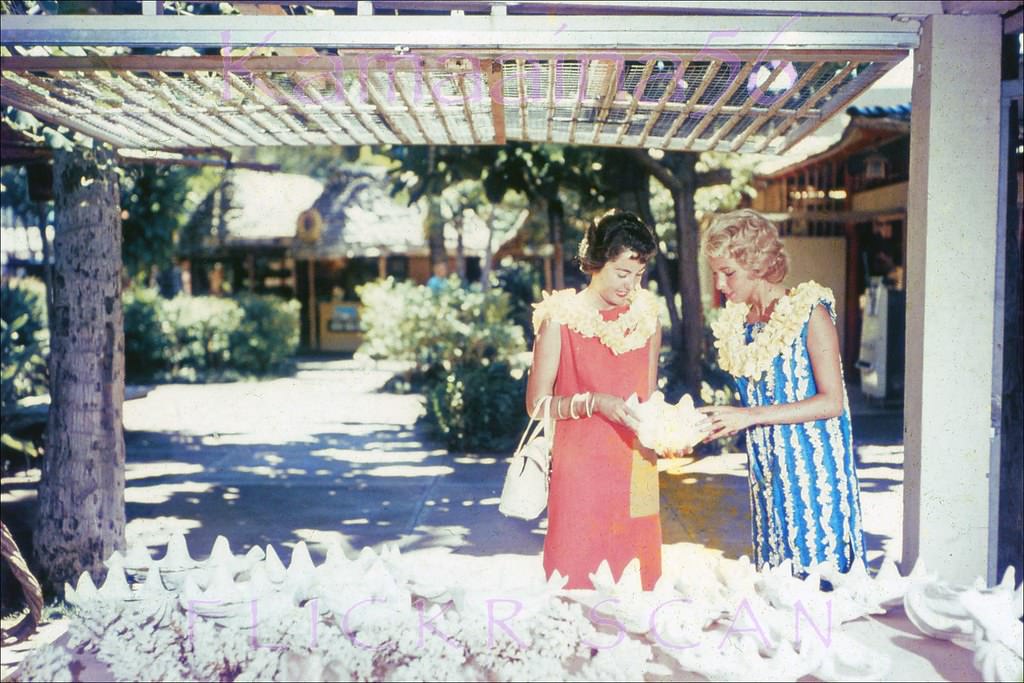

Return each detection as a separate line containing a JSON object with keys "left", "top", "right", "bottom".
{"left": 160, "top": 296, "right": 243, "bottom": 378}
{"left": 425, "top": 361, "right": 527, "bottom": 452}
{"left": 357, "top": 277, "right": 525, "bottom": 376}
{"left": 123, "top": 286, "right": 167, "bottom": 379}
{"left": 491, "top": 259, "right": 542, "bottom": 344}
{"left": 120, "top": 165, "right": 209, "bottom": 280}
{"left": 694, "top": 152, "right": 758, "bottom": 219}
{"left": 0, "top": 165, "right": 39, "bottom": 228}
{"left": 122, "top": 288, "right": 300, "bottom": 382}
{"left": 230, "top": 294, "right": 301, "bottom": 374}
{"left": 1, "top": 278, "right": 49, "bottom": 457}
{"left": 357, "top": 277, "right": 528, "bottom": 452}
{"left": 1, "top": 278, "right": 49, "bottom": 400}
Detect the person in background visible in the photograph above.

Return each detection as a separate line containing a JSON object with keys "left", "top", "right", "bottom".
{"left": 427, "top": 261, "right": 449, "bottom": 294}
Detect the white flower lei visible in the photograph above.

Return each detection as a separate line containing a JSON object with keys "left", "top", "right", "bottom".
{"left": 531, "top": 288, "right": 660, "bottom": 355}
{"left": 710, "top": 281, "right": 834, "bottom": 380}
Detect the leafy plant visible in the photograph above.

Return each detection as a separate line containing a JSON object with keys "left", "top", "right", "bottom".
{"left": 122, "top": 288, "right": 300, "bottom": 382}
{"left": 1, "top": 278, "right": 49, "bottom": 457}
{"left": 123, "top": 286, "right": 168, "bottom": 380}
{"left": 491, "top": 259, "right": 542, "bottom": 345}
{"left": 357, "top": 277, "right": 525, "bottom": 377}
{"left": 358, "top": 277, "right": 529, "bottom": 452}
{"left": 230, "top": 294, "right": 301, "bottom": 374}
{"left": 424, "top": 361, "right": 527, "bottom": 452}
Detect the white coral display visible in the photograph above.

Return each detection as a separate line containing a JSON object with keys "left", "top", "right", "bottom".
{"left": 17, "top": 535, "right": 1024, "bottom": 682}
{"left": 626, "top": 391, "right": 710, "bottom": 456}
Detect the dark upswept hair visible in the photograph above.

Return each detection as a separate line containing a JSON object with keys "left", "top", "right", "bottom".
{"left": 577, "top": 210, "right": 657, "bottom": 274}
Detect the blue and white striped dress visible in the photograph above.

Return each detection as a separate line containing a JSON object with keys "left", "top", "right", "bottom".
{"left": 731, "top": 288, "right": 867, "bottom": 574}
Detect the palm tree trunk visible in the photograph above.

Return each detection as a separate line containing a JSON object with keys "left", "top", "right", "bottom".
{"left": 33, "top": 145, "right": 126, "bottom": 593}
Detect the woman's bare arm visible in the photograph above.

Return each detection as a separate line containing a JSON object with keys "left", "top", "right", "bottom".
{"left": 525, "top": 319, "right": 561, "bottom": 416}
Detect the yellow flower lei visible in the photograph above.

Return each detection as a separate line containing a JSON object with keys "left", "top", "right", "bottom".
{"left": 710, "top": 281, "right": 835, "bottom": 380}
{"left": 531, "top": 288, "right": 660, "bottom": 355}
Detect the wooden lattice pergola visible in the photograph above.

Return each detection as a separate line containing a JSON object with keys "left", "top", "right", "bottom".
{"left": 0, "top": 5, "right": 915, "bottom": 156}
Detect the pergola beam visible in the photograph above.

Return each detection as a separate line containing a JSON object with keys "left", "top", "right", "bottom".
{"left": 0, "top": 14, "right": 920, "bottom": 50}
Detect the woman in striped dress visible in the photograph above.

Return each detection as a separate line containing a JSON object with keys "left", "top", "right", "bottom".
{"left": 697, "top": 209, "right": 866, "bottom": 576}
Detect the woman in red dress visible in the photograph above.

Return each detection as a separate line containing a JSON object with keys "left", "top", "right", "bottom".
{"left": 525, "top": 211, "right": 662, "bottom": 590}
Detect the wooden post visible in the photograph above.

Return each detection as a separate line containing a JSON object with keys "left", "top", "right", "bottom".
{"left": 307, "top": 260, "right": 317, "bottom": 350}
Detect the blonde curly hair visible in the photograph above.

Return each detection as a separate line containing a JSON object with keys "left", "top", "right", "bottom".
{"left": 701, "top": 209, "right": 789, "bottom": 284}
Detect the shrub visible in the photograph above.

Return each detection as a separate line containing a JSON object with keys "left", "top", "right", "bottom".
{"left": 1, "top": 278, "right": 49, "bottom": 457}
{"left": 491, "top": 259, "right": 542, "bottom": 345}
{"left": 357, "top": 277, "right": 526, "bottom": 376}
{"left": 424, "top": 361, "right": 527, "bottom": 452}
{"left": 230, "top": 294, "right": 301, "bottom": 374}
{"left": 358, "top": 277, "right": 529, "bottom": 452}
{"left": 123, "top": 286, "right": 169, "bottom": 379}
{"left": 122, "top": 288, "right": 300, "bottom": 382}
{"left": 1, "top": 277, "right": 49, "bottom": 406}
{"left": 160, "top": 295, "right": 243, "bottom": 377}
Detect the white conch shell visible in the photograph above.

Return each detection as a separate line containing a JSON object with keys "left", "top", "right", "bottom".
{"left": 904, "top": 579, "right": 975, "bottom": 644}
{"left": 811, "top": 631, "right": 892, "bottom": 681}
{"left": 958, "top": 567, "right": 1024, "bottom": 682}
{"left": 626, "top": 391, "right": 710, "bottom": 455}
{"left": 158, "top": 532, "right": 198, "bottom": 570}
{"left": 286, "top": 541, "right": 315, "bottom": 578}
{"left": 825, "top": 559, "right": 886, "bottom": 623}
{"left": 124, "top": 543, "right": 153, "bottom": 569}
{"left": 65, "top": 571, "right": 98, "bottom": 606}
{"left": 579, "top": 558, "right": 679, "bottom": 635}
{"left": 872, "top": 554, "right": 911, "bottom": 608}
{"left": 263, "top": 545, "right": 287, "bottom": 583}
{"left": 205, "top": 535, "right": 235, "bottom": 570}
{"left": 104, "top": 549, "right": 125, "bottom": 569}
{"left": 715, "top": 554, "right": 759, "bottom": 597}
{"left": 971, "top": 637, "right": 1024, "bottom": 683}
{"left": 137, "top": 562, "right": 173, "bottom": 598}
{"left": 98, "top": 565, "right": 133, "bottom": 601}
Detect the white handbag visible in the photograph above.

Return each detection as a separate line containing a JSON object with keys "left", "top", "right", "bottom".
{"left": 498, "top": 396, "right": 555, "bottom": 520}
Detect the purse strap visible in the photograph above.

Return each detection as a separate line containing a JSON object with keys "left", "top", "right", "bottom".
{"left": 514, "top": 396, "right": 552, "bottom": 455}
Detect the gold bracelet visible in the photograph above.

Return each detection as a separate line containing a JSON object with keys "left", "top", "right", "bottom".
{"left": 556, "top": 396, "right": 567, "bottom": 420}
{"left": 585, "top": 392, "right": 595, "bottom": 418}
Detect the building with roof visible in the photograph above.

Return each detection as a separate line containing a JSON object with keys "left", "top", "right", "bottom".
{"left": 745, "top": 104, "right": 912, "bottom": 395}
{"left": 183, "top": 165, "right": 520, "bottom": 351}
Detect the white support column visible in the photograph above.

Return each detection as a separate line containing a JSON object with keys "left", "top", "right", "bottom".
{"left": 903, "top": 14, "right": 1002, "bottom": 584}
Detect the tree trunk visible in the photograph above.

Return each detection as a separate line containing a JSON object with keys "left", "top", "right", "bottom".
{"left": 426, "top": 196, "right": 447, "bottom": 271}
{"left": 606, "top": 150, "right": 679, "bottom": 358}
{"left": 547, "top": 199, "right": 565, "bottom": 290}
{"left": 33, "top": 145, "right": 126, "bottom": 593}
{"left": 634, "top": 189, "right": 684, "bottom": 360}
{"left": 480, "top": 213, "right": 496, "bottom": 291}
{"left": 454, "top": 214, "right": 467, "bottom": 280}
{"left": 667, "top": 152, "right": 705, "bottom": 394}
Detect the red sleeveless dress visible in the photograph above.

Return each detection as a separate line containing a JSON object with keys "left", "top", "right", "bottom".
{"left": 537, "top": 291, "right": 662, "bottom": 590}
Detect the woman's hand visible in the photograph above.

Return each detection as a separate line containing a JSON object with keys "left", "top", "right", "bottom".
{"left": 595, "top": 393, "right": 640, "bottom": 431}
{"left": 697, "top": 405, "right": 755, "bottom": 441}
